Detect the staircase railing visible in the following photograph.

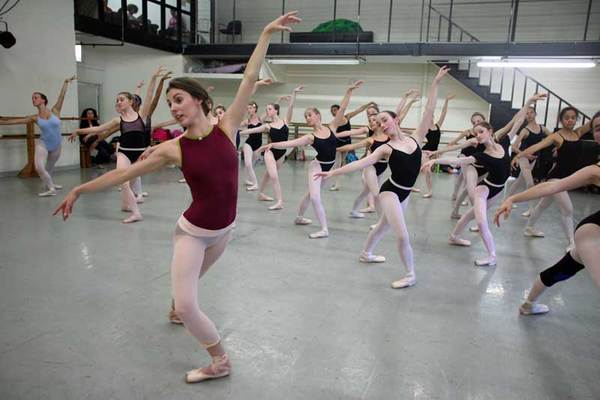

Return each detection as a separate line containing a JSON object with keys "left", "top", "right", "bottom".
{"left": 425, "top": 3, "right": 591, "bottom": 128}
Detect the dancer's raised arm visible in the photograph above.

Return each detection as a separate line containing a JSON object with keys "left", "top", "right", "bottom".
{"left": 436, "top": 95, "right": 455, "bottom": 127}
{"left": 52, "top": 75, "right": 77, "bottom": 117}
{"left": 314, "top": 145, "right": 390, "bottom": 180}
{"left": 139, "top": 66, "right": 166, "bottom": 119}
{"left": 346, "top": 101, "right": 377, "bottom": 120}
{"left": 221, "top": 12, "right": 301, "bottom": 139}
{"left": 413, "top": 66, "right": 450, "bottom": 145}
{"left": 329, "top": 80, "right": 364, "bottom": 131}
{"left": 285, "top": 85, "right": 303, "bottom": 124}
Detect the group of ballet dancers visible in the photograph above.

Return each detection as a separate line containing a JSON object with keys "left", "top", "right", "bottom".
{"left": 3, "top": 11, "right": 598, "bottom": 383}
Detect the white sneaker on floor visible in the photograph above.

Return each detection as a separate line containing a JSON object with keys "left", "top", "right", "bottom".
{"left": 178, "top": 178, "right": 186, "bottom": 183}
{"left": 329, "top": 185, "right": 340, "bottom": 191}
{"left": 142, "top": 192, "right": 149, "bottom": 197}
{"left": 359, "top": 253, "right": 386, "bottom": 263}
{"left": 349, "top": 211, "right": 365, "bottom": 219}
{"left": 524, "top": 227, "right": 545, "bottom": 238}
{"left": 294, "top": 217, "right": 312, "bottom": 225}
{"left": 474, "top": 257, "right": 497, "bottom": 267}
{"left": 521, "top": 210, "right": 531, "bottom": 217}
{"left": 53, "top": 184, "right": 63, "bottom": 190}
{"left": 38, "top": 189, "right": 57, "bottom": 197}
{"left": 391, "top": 274, "right": 416, "bottom": 289}
{"left": 359, "top": 206, "right": 375, "bottom": 213}
{"left": 519, "top": 302, "right": 550, "bottom": 315}
{"left": 469, "top": 226, "right": 480, "bottom": 232}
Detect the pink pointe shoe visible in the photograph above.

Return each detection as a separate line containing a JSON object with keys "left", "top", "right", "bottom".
{"left": 186, "top": 354, "right": 231, "bottom": 383}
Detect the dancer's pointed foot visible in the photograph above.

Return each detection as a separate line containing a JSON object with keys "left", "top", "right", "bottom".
{"left": 186, "top": 354, "right": 231, "bottom": 383}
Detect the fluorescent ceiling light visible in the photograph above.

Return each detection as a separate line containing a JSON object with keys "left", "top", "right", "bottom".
{"left": 479, "top": 56, "right": 502, "bottom": 60}
{"left": 268, "top": 58, "right": 363, "bottom": 65}
{"left": 477, "top": 60, "right": 595, "bottom": 69}
{"left": 75, "top": 44, "right": 82, "bottom": 62}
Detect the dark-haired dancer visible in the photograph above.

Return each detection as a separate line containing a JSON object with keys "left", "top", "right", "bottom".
{"left": 512, "top": 106, "right": 592, "bottom": 250}
{"left": 68, "top": 67, "right": 166, "bottom": 223}
{"left": 55, "top": 12, "right": 302, "bottom": 382}
{"left": 0, "top": 75, "right": 77, "bottom": 196}
{"left": 315, "top": 67, "right": 450, "bottom": 287}
{"left": 422, "top": 94, "right": 547, "bottom": 266}
{"left": 495, "top": 111, "right": 600, "bottom": 314}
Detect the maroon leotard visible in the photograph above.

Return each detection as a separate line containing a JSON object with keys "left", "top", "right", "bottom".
{"left": 180, "top": 125, "right": 238, "bottom": 230}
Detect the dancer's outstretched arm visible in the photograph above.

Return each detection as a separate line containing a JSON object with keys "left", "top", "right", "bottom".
{"left": 336, "top": 135, "right": 371, "bottom": 152}
{"left": 421, "top": 155, "right": 476, "bottom": 172}
{"left": 329, "top": 80, "right": 364, "bottom": 132}
{"left": 285, "top": 85, "right": 303, "bottom": 124}
{"left": 239, "top": 124, "right": 270, "bottom": 136}
{"left": 335, "top": 126, "right": 370, "bottom": 139}
{"left": 54, "top": 140, "right": 179, "bottom": 220}
{"left": 436, "top": 95, "right": 455, "bottom": 128}
{"left": 220, "top": 12, "right": 301, "bottom": 140}
{"left": 413, "top": 66, "right": 450, "bottom": 145}
{"left": 431, "top": 138, "right": 478, "bottom": 157}
{"left": 314, "top": 145, "right": 390, "bottom": 179}
{"left": 68, "top": 118, "right": 120, "bottom": 141}
{"left": 495, "top": 93, "right": 547, "bottom": 142}
{"left": 495, "top": 164, "right": 600, "bottom": 225}
{"left": 346, "top": 101, "right": 376, "bottom": 120}
{"left": 52, "top": 75, "right": 77, "bottom": 117}
{"left": 257, "top": 134, "right": 313, "bottom": 152}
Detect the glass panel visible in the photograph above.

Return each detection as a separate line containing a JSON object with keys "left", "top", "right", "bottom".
{"left": 182, "top": 0, "right": 192, "bottom": 12}
{"left": 514, "top": 0, "right": 589, "bottom": 42}
{"left": 106, "top": 0, "right": 124, "bottom": 25}
{"left": 283, "top": 0, "right": 335, "bottom": 44}
{"left": 197, "top": 0, "right": 211, "bottom": 43}
{"left": 147, "top": 1, "right": 161, "bottom": 35}
{"left": 164, "top": 8, "right": 179, "bottom": 39}
{"left": 181, "top": 12, "right": 192, "bottom": 43}
{"left": 165, "top": 0, "right": 178, "bottom": 8}
{"left": 76, "top": 0, "right": 99, "bottom": 19}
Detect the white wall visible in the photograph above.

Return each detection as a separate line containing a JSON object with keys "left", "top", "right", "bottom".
{"left": 0, "top": 0, "right": 79, "bottom": 174}
{"left": 201, "top": 62, "right": 489, "bottom": 141}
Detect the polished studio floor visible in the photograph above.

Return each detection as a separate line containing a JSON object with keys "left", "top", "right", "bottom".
{"left": 0, "top": 160, "right": 599, "bottom": 400}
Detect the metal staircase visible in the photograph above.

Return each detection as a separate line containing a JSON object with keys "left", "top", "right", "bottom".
{"left": 426, "top": 5, "right": 591, "bottom": 130}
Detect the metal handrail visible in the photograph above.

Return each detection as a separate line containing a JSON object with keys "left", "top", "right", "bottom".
{"left": 427, "top": 5, "right": 480, "bottom": 43}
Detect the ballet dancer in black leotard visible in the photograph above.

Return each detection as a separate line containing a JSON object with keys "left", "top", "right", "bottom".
{"left": 239, "top": 86, "right": 302, "bottom": 210}
{"left": 334, "top": 114, "right": 390, "bottom": 218}
{"left": 495, "top": 111, "right": 600, "bottom": 315}
{"left": 504, "top": 106, "right": 551, "bottom": 216}
{"left": 328, "top": 100, "right": 378, "bottom": 191}
{"left": 315, "top": 67, "right": 451, "bottom": 288}
{"left": 257, "top": 81, "right": 365, "bottom": 238}
{"left": 513, "top": 106, "right": 592, "bottom": 250}
{"left": 423, "top": 94, "right": 547, "bottom": 266}
{"left": 418, "top": 94, "right": 454, "bottom": 198}
{"left": 68, "top": 66, "right": 167, "bottom": 223}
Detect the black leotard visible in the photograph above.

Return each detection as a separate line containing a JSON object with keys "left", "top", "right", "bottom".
{"left": 379, "top": 136, "right": 422, "bottom": 202}
{"left": 312, "top": 128, "right": 338, "bottom": 172}
{"left": 519, "top": 126, "right": 545, "bottom": 155}
{"left": 367, "top": 128, "right": 375, "bottom": 138}
{"left": 118, "top": 114, "right": 147, "bottom": 163}
{"left": 370, "top": 137, "right": 390, "bottom": 176}
{"left": 269, "top": 124, "right": 289, "bottom": 161}
{"left": 473, "top": 149, "right": 510, "bottom": 199}
{"left": 335, "top": 119, "right": 352, "bottom": 147}
{"left": 422, "top": 124, "right": 441, "bottom": 151}
{"left": 547, "top": 133, "right": 582, "bottom": 180}
{"left": 245, "top": 122, "right": 262, "bottom": 151}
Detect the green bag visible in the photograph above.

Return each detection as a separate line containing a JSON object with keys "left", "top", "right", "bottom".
{"left": 312, "top": 19, "right": 363, "bottom": 33}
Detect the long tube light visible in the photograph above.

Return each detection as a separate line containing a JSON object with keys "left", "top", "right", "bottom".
{"left": 268, "top": 58, "right": 363, "bottom": 65}
{"left": 477, "top": 60, "right": 596, "bottom": 69}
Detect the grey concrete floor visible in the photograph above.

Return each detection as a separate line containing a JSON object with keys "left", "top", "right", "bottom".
{"left": 0, "top": 161, "right": 599, "bottom": 400}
